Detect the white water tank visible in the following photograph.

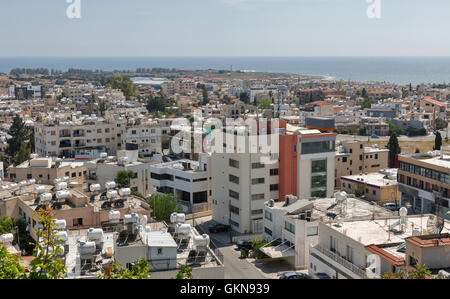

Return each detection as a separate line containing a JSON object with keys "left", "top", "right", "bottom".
{"left": 119, "top": 188, "right": 131, "bottom": 197}
{"left": 53, "top": 219, "right": 67, "bottom": 230}
{"left": 55, "top": 182, "right": 67, "bottom": 191}
{"left": 28, "top": 179, "right": 36, "bottom": 185}
{"left": 56, "top": 231, "right": 68, "bottom": 242}
{"left": 56, "top": 190, "right": 70, "bottom": 201}
{"left": 87, "top": 228, "right": 104, "bottom": 242}
{"left": 106, "top": 190, "right": 118, "bottom": 199}
{"left": 40, "top": 193, "right": 52, "bottom": 202}
{"left": 105, "top": 181, "right": 116, "bottom": 189}
{"left": 124, "top": 213, "right": 139, "bottom": 224}
{"left": 399, "top": 207, "right": 408, "bottom": 217}
{"left": 193, "top": 234, "right": 210, "bottom": 248}
{"left": 109, "top": 210, "right": 121, "bottom": 223}
{"left": 53, "top": 178, "right": 62, "bottom": 184}
{"left": 100, "top": 152, "right": 108, "bottom": 159}
{"left": 175, "top": 223, "right": 191, "bottom": 236}
{"left": 35, "top": 186, "right": 46, "bottom": 194}
{"left": 78, "top": 241, "right": 96, "bottom": 255}
{"left": 335, "top": 191, "right": 347, "bottom": 201}
{"left": 19, "top": 181, "right": 27, "bottom": 186}
{"left": 0, "top": 233, "right": 14, "bottom": 244}
{"left": 170, "top": 213, "right": 186, "bottom": 224}
{"left": 89, "top": 184, "right": 101, "bottom": 192}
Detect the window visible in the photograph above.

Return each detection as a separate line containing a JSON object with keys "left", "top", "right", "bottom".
{"left": 270, "top": 168, "right": 279, "bottom": 176}
{"left": 252, "top": 162, "right": 264, "bottom": 169}
{"left": 252, "top": 178, "right": 265, "bottom": 185}
{"left": 265, "top": 211, "right": 272, "bottom": 221}
{"left": 230, "top": 220, "right": 239, "bottom": 228}
{"left": 301, "top": 140, "right": 335, "bottom": 154}
{"left": 229, "top": 174, "right": 240, "bottom": 184}
{"left": 157, "top": 248, "right": 163, "bottom": 255}
{"left": 229, "top": 190, "right": 239, "bottom": 200}
{"left": 251, "top": 209, "right": 263, "bottom": 215}
{"left": 270, "top": 184, "right": 279, "bottom": 191}
{"left": 342, "top": 157, "right": 347, "bottom": 163}
{"left": 284, "top": 221, "right": 295, "bottom": 233}
{"left": 230, "top": 205, "right": 239, "bottom": 215}
{"left": 229, "top": 159, "right": 239, "bottom": 168}
{"left": 307, "top": 226, "right": 318, "bottom": 236}
{"left": 346, "top": 245, "right": 354, "bottom": 263}
{"left": 251, "top": 194, "right": 265, "bottom": 200}
{"left": 73, "top": 218, "right": 83, "bottom": 226}
{"left": 264, "top": 227, "right": 272, "bottom": 236}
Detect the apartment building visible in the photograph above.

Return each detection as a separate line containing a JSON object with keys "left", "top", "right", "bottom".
{"left": 34, "top": 115, "right": 127, "bottom": 158}
{"left": 397, "top": 149, "right": 450, "bottom": 218}
{"left": 149, "top": 154, "right": 211, "bottom": 214}
{"left": 340, "top": 169, "right": 398, "bottom": 203}
{"left": 124, "top": 121, "right": 162, "bottom": 157}
{"left": 211, "top": 124, "right": 280, "bottom": 234}
{"left": 278, "top": 125, "right": 336, "bottom": 202}
{"left": 8, "top": 156, "right": 86, "bottom": 185}
{"left": 84, "top": 146, "right": 154, "bottom": 196}
{"left": 262, "top": 194, "right": 394, "bottom": 270}
{"left": 309, "top": 214, "right": 450, "bottom": 279}
{"left": 335, "top": 141, "right": 389, "bottom": 188}
{"left": 212, "top": 121, "right": 335, "bottom": 234}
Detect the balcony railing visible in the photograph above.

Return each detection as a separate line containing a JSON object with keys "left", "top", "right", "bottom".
{"left": 312, "top": 244, "right": 367, "bottom": 278}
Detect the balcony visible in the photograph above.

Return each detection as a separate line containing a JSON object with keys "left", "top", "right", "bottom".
{"left": 311, "top": 244, "right": 367, "bottom": 279}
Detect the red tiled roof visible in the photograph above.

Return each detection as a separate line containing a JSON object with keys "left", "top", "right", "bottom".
{"left": 406, "top": 236, "right": 450, "bottom": 248}
{"left": 365, "top": 244, "right": 405, "bottom": 266}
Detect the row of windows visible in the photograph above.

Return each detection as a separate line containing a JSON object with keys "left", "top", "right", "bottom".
{"left": 301, "top": 141, "right": 335, "bottom": 155}
{"left": 284, "top": 221, "right": 295, "bottom": 233}
{"left": 399, "top": 162, "right": 450, "bottom": 184}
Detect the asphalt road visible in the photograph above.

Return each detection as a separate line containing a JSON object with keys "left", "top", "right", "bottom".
{"left": 194, "top": 216, "right": 267, "bottom": 279}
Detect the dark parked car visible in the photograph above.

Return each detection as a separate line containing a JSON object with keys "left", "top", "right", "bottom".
{"left": 208, "top": 223, "right": 231, "bottom": 233}
{"left": 236, "top": 240, "right": 253, "bottom": 250}
{"left": 314, "top": 272, "right": 331, "bottom": 279}
{"left": 383, "top": 203, "right": 398, "bottom": 211}
{"left": 280, "top": 272, "right": 311, "bottom": 279}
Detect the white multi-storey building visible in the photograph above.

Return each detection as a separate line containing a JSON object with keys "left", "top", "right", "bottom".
{"left": 149, "top": 154, "right": 211, "bottom": 214}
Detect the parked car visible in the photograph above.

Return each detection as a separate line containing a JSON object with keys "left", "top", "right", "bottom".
{"left": 314, "top": 272, "right": 331, "bottom": 279}
{"left": 236, "top": 240, "right": 253, "bottom": 250}
{"left": 383, "top": 203, "right": 398, "bottom": 211}
{"left": 280, "top": 272, "right": 311, "bottom": 279}
{"left": 208, "top": 223, "right": 231, "bottom": 233}
{"left": 371, "top": 134, "right": 380, "bottom": 139}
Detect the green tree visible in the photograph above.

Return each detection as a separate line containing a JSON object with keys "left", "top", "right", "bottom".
{"left": 98, "top": 101, "right": 107, "bottom": 116}
{"left": 106, "top": 76, "right": 137, "bottom": 100}
{"left": 28, "top": 206, "right": 67, "bottom": 279}
{"left": 174, "top": 265, "right": 193, "bottom": 279}
{"left": 0, "top": 246, "right": 25, "bottom": 279}
{"left": 239, "top": 91, "right": 250, "bottom": 103}
{"left": 7, "top": 115, "right": 31, "bottom": 157}
{"left": 358, "top": 126, "right": 367, "bottom": 136}
{"left": 99, "top": 257, "right": 151, "bottom": 279}
{"left": 435, "top": 131, "right": 443, "bottom": 151}
{"left": 257, "top": 99, "right": 272, "bottom": 110}
{"left": 0, "top": 216, "right": 14, "bottom": 234}
{"left": 13, "top": 142, "right": 30, "bottom": 165}
{"left": 436, "top": 118, "right": 448, "bottom": 130}
{"left": 360, "top": 97, "right": 375, "bottom": 109}
{"left": 381, "top": 264, "right": 432, "bottom": 279}
{"left": 361, "top": 88, "right": 367, "bottom": 98}
{"left": 387, "top": 121, "right": 403, "bottom": 136}
{"left": 161, "top": 135, "right": 170, "bottom": 151}
{"left": 115, "top": 170, "right": 136, "bottom": 188}
{"left": 146, "top": 96, "right": 167, "bottom": 113}
{"left": 202, "top": 86, "right": 209, "bottom": 105}
{"left": 147, "top": 193, "right": 182, "bottom": 222}
{"left": 387, "top": 134, "right": 401, "bottom": 168}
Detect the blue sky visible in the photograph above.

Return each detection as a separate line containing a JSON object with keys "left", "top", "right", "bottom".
{"left": 0, "top": 0, "right": 449, "bottom": 56}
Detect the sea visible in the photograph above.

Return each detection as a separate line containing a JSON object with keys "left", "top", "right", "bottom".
{"left": 2, "top": 56, "right": 450, "bottom": 85}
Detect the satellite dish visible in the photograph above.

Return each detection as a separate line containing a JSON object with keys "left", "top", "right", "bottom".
{"left": 426, "top": 214, "right": 444, "bottom": 235}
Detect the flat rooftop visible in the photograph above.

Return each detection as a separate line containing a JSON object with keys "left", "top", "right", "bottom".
{"left": 341, "top": 170, "right": 397, "bottom": 187}
{"left": 326, "top": 215, "right": 450, "bottom": 246}
{"left": 402, "top": 153, "right": 450, "bottom": 170}
{"left": 268, "top": 196, "right": 395, "bottom": 222}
